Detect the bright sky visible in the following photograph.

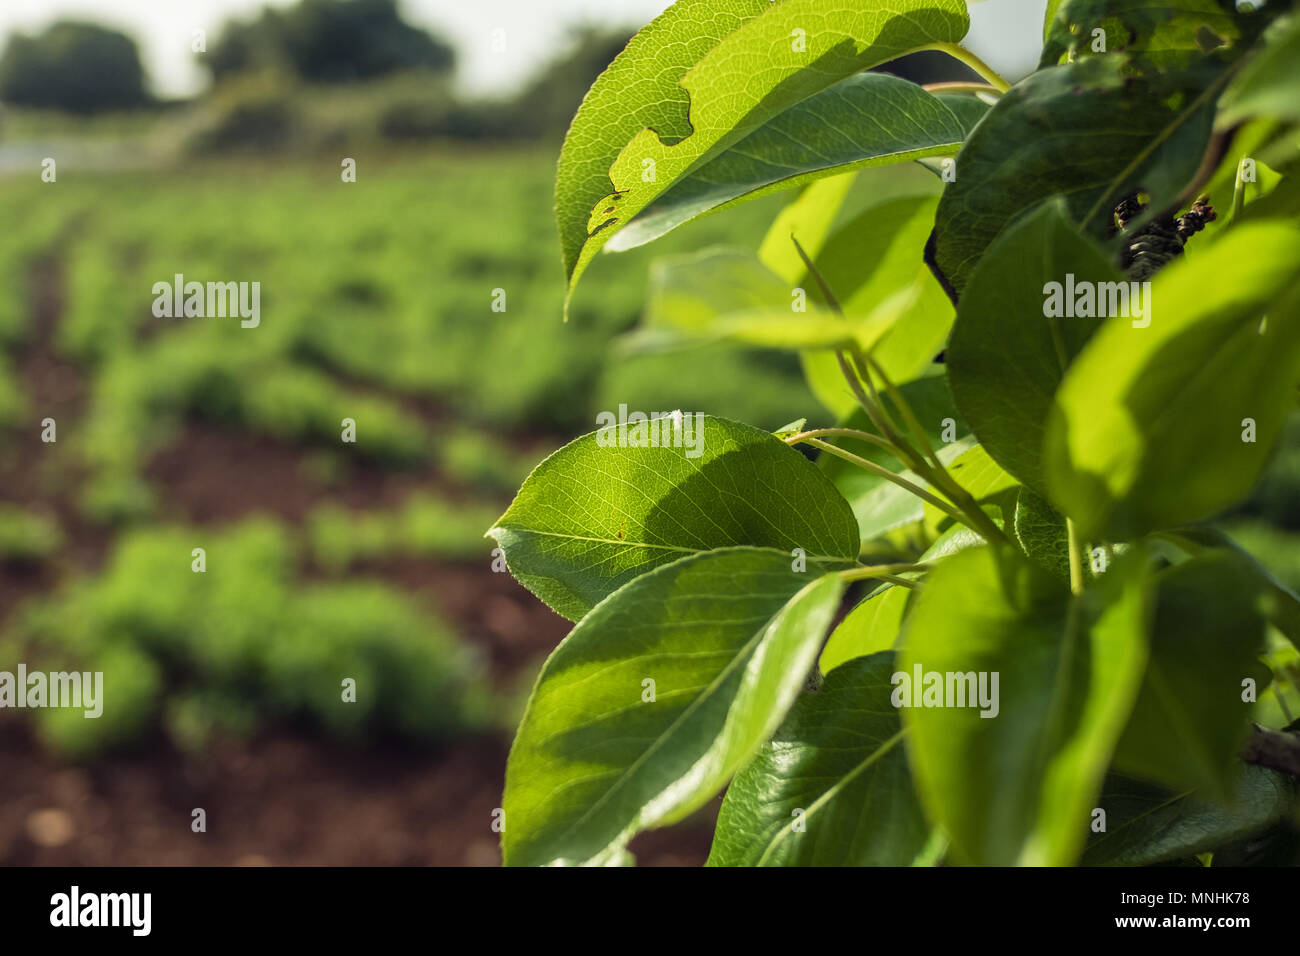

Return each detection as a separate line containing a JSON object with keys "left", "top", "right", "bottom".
{"left": 0, "top": 0, "right": 1046, "bottom": 99}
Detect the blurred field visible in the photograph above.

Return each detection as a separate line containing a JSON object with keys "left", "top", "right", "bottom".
{"left": 0, "top": 142, "right": 837, "bottom": 864}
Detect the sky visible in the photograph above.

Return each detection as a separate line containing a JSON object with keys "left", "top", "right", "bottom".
{"left": 0, "top": 0, "right": 1047, "bottom": 99}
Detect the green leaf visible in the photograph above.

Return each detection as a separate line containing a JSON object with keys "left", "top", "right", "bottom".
{"left": 1160, "top": 525, "right": 1300, "bottom": 651}
{"left": 1014, "top": 487, "right": 1072, "bottom": 583}
{"left": 1082, "top": 766, "right": 1299, "bottom": 866}
{"left": 820, "top": 523, "right": 987, "bottom": 673}
{"left": 947, "top": 200, "right": 1123, "bottom": 493}
{"left": 489, "top": 415, "right": 859, "bottom": 621}
{"left": 901, "top": 545, "right": 1152, "bottom": 865}
{"left": 554, "top": 0, "right": 773, "bottom": 283}
{"left": 1220, "top": 14, "right": 1300, "bottom": 126}
{"left": 1042, "top": 0, "right": 1069, "bottom": 44}
{"left": 931, "top": 92, "right": 992, "bottom": 135}
{"left": 1112, "top": 552, "right": 1270, "bottom": 797}
{"left": 558, "top": 0, "right": 971, "bottom": 311}
{"left": 1044, "top": 223, "right": 1300, "bottom": 541}
{"left": 1240, "top": 170, "right": 1300, "bottom": 225}
{"left": 707, "top": 652, "right": 929, "bottom": 866}
{"left": 501, "top": 547, "right": 845, "bottom": 866}
{"left": 611, "top": 73, "right": 970, "bottom": 251}
{"left": 929, "top": 56, "right": 1217, "bottom": 296}
{"left": 758, "top": 171, "right": 858, "bottom": 284}
{"left": 773, "top": 417, "right": 808, "bottom": 440}
{"left": 1040, "top": 0, "right": 1259, "bottom": 73}
{"left": 797, "top": 195, "right": 955, "bottom": 413}
{"left": 819, "top": 584, "right": 910, "bottom": 673}
{"left": 641, "top": 247, "right": 901, "bottom": 350}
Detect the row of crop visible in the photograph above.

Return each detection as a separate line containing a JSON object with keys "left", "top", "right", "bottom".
{"left": 0, "top": 518, "right": 494, "bottom": 757}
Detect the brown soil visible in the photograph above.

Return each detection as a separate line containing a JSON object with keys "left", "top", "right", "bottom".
{"left": 0, "top": 720, "right": 717, "bottom": 866}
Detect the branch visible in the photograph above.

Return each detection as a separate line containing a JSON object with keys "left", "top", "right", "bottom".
{"left": 1241, "top": 724, "right": 1300, "bottom": 778}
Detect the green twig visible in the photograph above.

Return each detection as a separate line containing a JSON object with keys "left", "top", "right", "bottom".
{"left": 783, "top": 428, "right": 903, "bottom": 456}
{"left": 1232, "top": 158, "right": 1248, "bottom": 221}
{"left": 866, "top": 354, "right": 943, "bottom": 471}
{"left": 1067, "top": 518, "right": 1085, "bottom": 595}
{"left": 801, "top": 437, "right": 967, "bottom": 525}
{"left": 838, "top": 562, "right": 931, "bottom": 584}
{"left": 922, "top": 81, "right": 1004, "bottom": 97}
{"left": 923, "top": 42, "right": 1012, "bottom": 92}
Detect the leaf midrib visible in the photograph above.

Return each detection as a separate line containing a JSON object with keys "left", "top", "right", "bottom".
{"left": 753, "top": 726, "right": 907, "bottom": 866}
{"left": 492, "top": 526, "right": 851, "bottom": 565}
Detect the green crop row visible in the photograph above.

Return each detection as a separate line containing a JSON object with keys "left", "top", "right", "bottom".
{"left": 308, "top": 494, "right": 502, "bottom": 571}
{"left": 1, "top": 518, "right": 491, "bottom": 757}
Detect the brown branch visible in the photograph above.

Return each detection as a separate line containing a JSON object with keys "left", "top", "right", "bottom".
{"left": 1241, "top": 723, "right": 1300, "bottom": 778}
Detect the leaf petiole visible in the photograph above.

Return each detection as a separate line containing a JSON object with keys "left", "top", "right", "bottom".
{"left": 801, "top": 437, "right": 969, "bottom": 526}
{"left": 838, "top": 562, "right": 931, "bottom": 584}
{"left": 922, "top": 42, "right": 1012, "bottom": 93}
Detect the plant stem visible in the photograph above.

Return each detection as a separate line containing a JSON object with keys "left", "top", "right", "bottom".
{"left": 791, "top": 235, "right": 843, "bottom": 312}
{"left": 1232, "top": 157, "right": 1248, "bottom": 221}
{"left": 1265, "top": 654, "right": 1296, "bottom": 724}
{"left": 802, "top": 437, "right": 967, "bottom": 524}
{"left": 838, "top": 562, "right": 931, "bottom": 584}
{"left": 783, "top": 427, "right": 902, "bottom": 455}
{"left": 922, "top": 81, "right": 1004, "bottom": 97}
{"left": 1067, "top": 518, "right": 1085, "bottom": 595}
{"left": 787, "top": 235, "right": 1008, "bottom": 544}
{"left": 923, "top": 42, "right": 1012, "bottom": 92}
{"left": 833, "top": 350, "right": 909, "bottom": 457}
{"left": 791, "top": 235, "right": 924, "bottom": 469}
{"left": 866, "top": 354, "right": 942, "bottom": 471}
{"left": 847, "top": 346, "right": 910, "bottom": 446}
{"left": 877, "top": 573, "right": 923, "bottom": 591}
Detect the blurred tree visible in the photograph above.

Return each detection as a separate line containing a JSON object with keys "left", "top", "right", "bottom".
{"left": 205, "top": 0, "right": 455, "bottom": 85}
{"left": 507, "top": 26, "right": 633, "bottom": 139}
{"left": 0, "top": 22, "right": 148, "bottom": 113}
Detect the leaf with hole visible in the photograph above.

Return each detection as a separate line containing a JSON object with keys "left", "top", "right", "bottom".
{"left": 558, "top": 0, "right": 971, "bottom": 311}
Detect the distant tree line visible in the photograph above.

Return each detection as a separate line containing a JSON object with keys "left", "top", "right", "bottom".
{"left": 0, "top": 21, "right": 147, "bottom": 114}
{"left": 0, "top": 0, "right": 974, "bottom": 138}
{"left": 204, "top": 0, "right": 455, "bottom": 84}
{"left": 0, "top": 0, "right": 628, "bottom": 141}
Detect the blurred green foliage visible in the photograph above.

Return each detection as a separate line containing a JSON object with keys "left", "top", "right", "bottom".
{"left": 0, "top": 505, "right": 62, "bottom": 563}
{"left": 309, "top": 495, "right": 502, "bottom": 569}
{"left": 2, "top": 520, "right": 490, "bottom": 757}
